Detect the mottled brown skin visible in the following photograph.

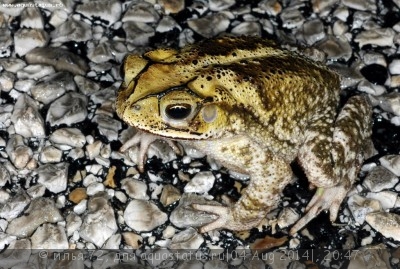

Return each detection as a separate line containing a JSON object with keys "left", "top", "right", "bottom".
{"left": 116, "top": 36, "right": 372, "bottom": 234}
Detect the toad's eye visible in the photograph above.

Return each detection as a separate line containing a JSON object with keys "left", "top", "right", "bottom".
{"left": 165, "top": 104, "right": 192, "bottom": 120}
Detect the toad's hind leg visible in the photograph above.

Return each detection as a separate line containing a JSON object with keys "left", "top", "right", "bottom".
{"left": 292, "top": 95, "right": 372, "bottom": 234}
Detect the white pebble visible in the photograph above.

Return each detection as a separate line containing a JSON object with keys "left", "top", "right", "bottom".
{"left": 50, "top": 128, "right": 86, "bottom": 149}
{"left": 14, "top": 28, "right": 48, "bottom": 56}
{"left": 184, "top": 171, "right": 215, "bottom": 194}
{"left": 124, "top": 200, "right": 167, "bottom": 232}
{"left": 46, "top": 92, "right": 88, "bottom": 126}
{"left": 31, "top": 223, "right": 68, "bottom": 249}
{"left": 366, "top": 212, "right": 400, "bottom": 241}
{"left": 37, "top": 163, "right": 69, "bottom": 194}
{"left": 389, "top": 59, "right": 400, "bottom": 75}
{"left": 11, "top": 94, "right": 45, "bottom": 138}
{"left": 355, "top": 28, "right": 395, "bottom": 47}
{"left": 86, "top": 182, "right": 105, "bottom": 196}
{"left": 380, "top": 155, "right": 400, "bottom": 176}
{"left": 79, "top": 195, "right": 118, "bottom": 247}
{"left": 121, "top": 178, "right": 149, "bottom": 200}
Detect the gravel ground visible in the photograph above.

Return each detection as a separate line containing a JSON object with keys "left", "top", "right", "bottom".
{"left": 0, "top": 0, "right": 400, "bottom": 268}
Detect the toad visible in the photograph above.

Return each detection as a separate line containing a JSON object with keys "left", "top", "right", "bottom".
{"left": 116, "top": 36, "right": 372, "bottom": 234}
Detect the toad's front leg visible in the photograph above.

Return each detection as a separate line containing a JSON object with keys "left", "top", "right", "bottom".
{"left": 190, "top": 138, "right": 293, "bottom": 233}
{"left": 120, "top": 129, "right": 181, "bottom": 172}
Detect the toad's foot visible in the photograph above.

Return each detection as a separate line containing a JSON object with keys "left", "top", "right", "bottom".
{"left": 192, "top": 204, "right": 262, "bottom": 233}
{"left": 120, "top": 130, "right": 181, "bottom": 172}
{"left": 289, "top": 182, "right": 348, "bottom": 235}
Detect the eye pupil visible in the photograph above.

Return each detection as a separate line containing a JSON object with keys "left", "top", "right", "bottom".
{"left": 166, "top": 104, "right": 191, "bottom": 120}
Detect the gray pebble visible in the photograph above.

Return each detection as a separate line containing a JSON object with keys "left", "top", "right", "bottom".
{"left": 188, "top": 13, "right": 231, "bottom": 38}
{"left": 257, "top": 0, "right": 282, "bottom": 16}
{"left": 46, "top": 92, "right": 88, "bottom": 126}
{"left": 11, "top": 94, "right": 45, "bottom": 138}
{"left": 355, "top": 28, "right": 395, "bottom": 47}
{"left": 352, "top": 11, "right": 373, "bottom": 30}
{"left": 92, "top": 114, "right": 121, "bottom": 141}
{"left": 0, "top": 28, "right": 12, "bottom": 57}
{"left": 0, "top": 71, "right": 15, "bottom": 92}
{"left": 25, "top": 47, "right": 89, "bottom": 75}
{"left": 6, "top": 197, "right": 63, "bottom": 237}
{"left": 311, "top": 0, "right": 337, "bottom": 15}
{"left": 51, "top": 19, "right": 92, "bottom": 43}
{"left": 16, "top": 64, "right": 55, "bottom": 80}
{"left": 37, "top": 163, "right": 69, "bottom": 194}
{"left": 31, "top": 72, "right": 75, "bottom": 105}
{"left": 121, "top": 177, "right": 149, "bottom": 200}
{"left": 366, "top": 191, "right": 398, "bottom": 210}
{"left": 280, "top": 7, "right": 304, "bottom": 29}
{"left": 103, "top": 234, "right": 121, "bottom": 249}
{"left": 209, "top": 0, "right": 235, "bottom": 11}
{"left": 347, "top": 194, "right": 382, "bottom": 225}
{"left": 79, "top": 193, "right": 118, "bottom": 247}
{"left": 0, "top": 233, "right": 17, "bottom": 250}
{"left": 14, "top": 79, "right": 36, "bottom": 93}
{"left": 86, "top": 182, "right": 105, "bottom": 196}
{"left": 332, "top": 20, "right": 348, "bottom": 36}
{"left": 316, "top": 36, "right": 352, "bottom": 61}
{"left": 87, "top": 41, "right": 127, "bottom": 64}
{"left": 363, "top": 166, "right": 399, "bottom": 192}
{"left": 123, "top": 21, "right": 155, "bottom": 46}
{"left": 20, "top": 7, "right": 44, "bottom": 29}
{"left": 170, "top": 227, "right": 204, "bottom": 249}
{"left": 277, "top": 207, "right": 300, "bottom": 229}
{"left": 231, "top": 22, "right": 262, "bottom": 36}
{"left": 0, "top": 58, "right": 26, "bottom": 73}
{"left": 6, "top": 134, "right": 33, "bottom": 169}
{"left": 160, "top": 184, "right": 181, "bottom": 207}
{"left": 14, "top": 28, "right": 48, "bottom": 56}
{"left": 0, "top": 239, "right": 30, "bottom": 267}
{"left": 184, "top": 171, "right": 215, "bottom": 194}
{"left": 361, "top": 52, "right": 387, "bottom": 67}
{"left": 74, "top": 199, "right": 87, "bottom": 215}
{"left": 300, "top": 19, "right": 326, "bottom": 45}
{"left": 48, "top": 9, "right": 68, "bottom": 28}
{"left": 342, "top": 0, "right": 377, "bottom": 11}
{"left": 156, "top": 16, "right": 181, "bottom": 33}
{"left": 0, "top": 164, "right": 10, "bottom": 187}
{"left": 389, "top": 59, "right": 400, "bottom": 75}
{"left": 76, "top": 0, "right": 122, "bottom": 26}
{"left": 0, "top": 104, "right": 13, "bottom": 129}
{"left": 159, "top": 0, "right": 185, "bottom": 14}
{"left": 124, "top": 199, "right": 168, "bottom": 232}
{"left": 0, "top": 4, "right": 24, "bottom": 16}
{"left": 26, "top": 184, "right": 46, "bottom": 199}
{"left": 0, "top": 189, "right": 30, "bottom": 221}
{"left": 50, "top": 128, "right": 86, "bottom": 149}
{"left": 90, "top": 87, "right": 116, "bottom": 105}
{"left": 357, "top": 80, "right": 386, "bottom": 95}
{"left": 371, "top": 92, "right": 400, "bottom": 116}
{"left": 123, "top": 2, "right": 160, "bottom": 23}
{"left": 74, "top": 75, "right": 100, "bottom": 95}
{"left": 40, "top": 145, "right": 62, "bottom": 163}
{"left": 366, "top": 212, "right": 400, "bottom": 241}
{"left": 86, "top": 140, "right": 102, "bottom": 160}
{"left": 31, "top": 223, "right": 68, "bottom": 249}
